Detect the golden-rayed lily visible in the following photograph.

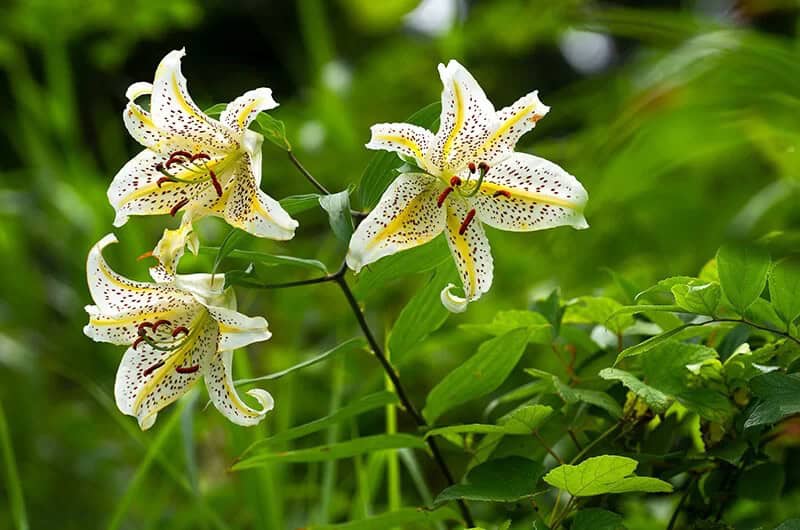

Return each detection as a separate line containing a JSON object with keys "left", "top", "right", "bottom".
{"left": 347, "top": 60, "right": 588, "bottom": 312}
{"left": 84, "top": 234, "right": 273, "bottom": 430}
{"left": 109, "top": 48, "right": 298, "bottom": 242}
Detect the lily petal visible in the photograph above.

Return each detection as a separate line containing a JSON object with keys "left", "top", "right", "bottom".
{"left": 221, "top": 151, "right": 298, "bottom": 240}
{"left": 150, "top": 221, "right": 198, "bottom": 282}
{"left": 430, "top": 60, "right": 495, "bottom": 172}
{"left": 206, "top": 305, "right": 271, "bottom": 351}
{"left": 108, "top": 149, "right": 225, "bottom": 227}
{"left": 220, "top": 88, "right": 278, "bottom": 134}
{"left": 442, "top": 199, "right": 493, "bottom": 312}
{"left": 346, "top": 173, "right": 445, "bottom": 272}
{"left": 472, "top": 152, "right": 588, "bottom": 232}
{"left": 150, "top": 49, "right": 235, "bottom": 152}
{"left": 366, "top": 123, "right": 434, "bottom": 172}
{"left": 122, "top": 82, "right": 186, "bottom": 155}
{"left": 204, "top": 350, "right": 274, "bottom": 426}
{"left": 114, "top": 313, "right": 216, "bottom": 430}
{"left": 475, "top": 90, "right": 550, "bottom": 164}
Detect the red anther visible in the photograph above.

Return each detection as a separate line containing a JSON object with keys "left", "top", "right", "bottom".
{"left": 478, "top": 162, "right": 490, "bottom": 173}
{"left": 450, "top": 176, "right": 462, "bottom": 187}
{"left": 171, "top": 326, "right": 189, "bottom": 338}
{"left": 165, "top": 155, "right": 185, "bottom": 169}
{"left": 458, "top": 209, "right": 476, "bottom": 235}
{"left": 190, "top": 153, "right": 211, "bottom": 162}
{"left": 175, "top": 365, "right": 200, "bottom": 374}
{"left": 493, "top": 190, "right": 512, "bottom": 199}
{"left": 156, "top": 177, "right": 172, "bottom": 188}
{"left": 171, "top": 150, "right": 193, "bottom": 159}
{"left": 132, "top": 336, "right": 146, "bottom": 350}
{"left": 137, "top": 322, "right": 154, "bottom": 336}
{"left": 155, "top": 163, "right": 165, "bottom": 172}
{"left": 137, "top": 251, "right": 156, "bottom": 262}
{"left": 170, "top": 198, "right": 190, "bottom": 217}
{"left": 143, "top": 360, "right": 166, "bottom": 376}
{"left": 468, "top": 162, "right": 476, "bottom": 173}
{"left": 209, "top": 169, "right": 222, "bottom": 197}
{"left": 152, "top": 319, "right": 171, "bottom": 332}
{"left": 437, "top": 187, "right": 453, "bottom": 208}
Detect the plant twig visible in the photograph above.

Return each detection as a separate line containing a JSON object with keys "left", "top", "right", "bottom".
{"left": 570, "top": 422, "right": 620, "bottom": 464}
{"left": 667, "top": 474, "right": 696, "bottom": 530}
{"left": 288, "top": 150, "right": 330, "bottom": 195}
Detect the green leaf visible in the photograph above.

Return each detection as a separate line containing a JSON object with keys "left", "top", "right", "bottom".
{"left": 543, "top": 455, "right": 673, "bottom": 496}
{"left": 280, "top": 193, "right": 322, "bottom": 215}
{"left": 717, "top": 244, "right": 771, "bottom": 314}
{"left": 238, "top": 390, "right": 396, "bottom": 458}
{"left": 775, "top": 519, "right": 800, "bottom": 530}
{"left": 615, "top": 323, "right": 707, "bottom": 364}
{"left": 232, "top": 434, "right": 425, "bottom": 470}
{"left": 736, "top": 463, "right": 784, "bottom": 502}
{"left": 424, "top": 424, "right": 509, "bottom": 439}
{"left": 534, "top": 290, "right": 564, "bottom": 336}
{"left": 423, "top": 328, "right": 531, "bottom": 423}
{"left": 635, "top": 276, "right": 698, "bottom": 303}
{"left": 744, "top": 373, "right": 800, "bottom": 428}
{"left": 573, "top": 509, "right": 626, "bottom": 530}
{"left": 769, "top": 257, "right": 800, "bottom": 325}
{"left": 434, "top": 456, "right": 544, "bottom": 505}
{"left": 460, "top": 310, "right": 552, "bottom": 343}
{"left": 676, "top": 388, "right": 736, "bottom": 423}
{"left": 599, "top": 368, "right": 671, "bottom": 413}
{"left": 211, "top": 228, "right": 248, "bottom": 275}
{"left": 203, "top": 103, "right": 227, "bottom": 117}
{"left": 388, "top": 268, "right": 451, "bottom": 364}
{"left": 352, "top": 236, "right": 450, "bottom": 300}
{"left": 527, "top": 369, "right": 623, "bottom": 419}
{"left": 641, "top": 340, "right": 717, "bottom": 395}
{"left": 255, "top": 113, "right": 291, "bottom": 150}
{"left": 200, "top": 247, "right": 328, "bottom": 274}
{"left": 564, "top": 296, "right": 635, "bottom": 334}
{"left": 671, "top": 281, "right": 721, "bottom": 315}
{"left": 497, "top": 405, "right": 554, "bottom": 434}
{"left": 303, "top": 507, "right": 458, "bottom": 530}
{"left": 0, "top": 400, "right": 28, "bottom": 530}
{"left": 358, "top": 102, "right": 440, "bottom": 209}
{"left": 319, "top": 190, "right": 354, "bottom": 242}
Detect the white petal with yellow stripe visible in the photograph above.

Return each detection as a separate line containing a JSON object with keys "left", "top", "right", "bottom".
{"left": 366, "top": 123, "right": 435, "bottom": 173}
{"left": 203, "top": 350, "right": 274, "bottom": 427}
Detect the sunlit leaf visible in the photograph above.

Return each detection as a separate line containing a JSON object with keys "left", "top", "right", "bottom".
{"left": 717, "top": 244, "right": 770, "bottom": 314}
{"left": 543, "top": 455, "right": 672, "bottom": 496}
{"left": 769, "top": 257, "right": 800, "bottom": 326}
{"left": 599, "top": 368, "right": 670, "bottom": 413}
{"left": 255, "top": 113, "right": 291, "bottom": 150}
{"left": 460, "top": 310, "right": 552, "bottom": 343}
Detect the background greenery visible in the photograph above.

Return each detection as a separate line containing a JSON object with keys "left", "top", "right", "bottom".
{"left": 2, "top": 0, "right": 800, "bottom": 529}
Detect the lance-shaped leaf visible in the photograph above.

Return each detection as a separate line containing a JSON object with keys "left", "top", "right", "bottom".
{"left": 460, "top": 310, "right": 552, "bottom": 343}
{"left": 599, "top": 368, "right": 670, "bottom": 413}
{"left": 543, "top": 455, "right": 672, "bottom": 496}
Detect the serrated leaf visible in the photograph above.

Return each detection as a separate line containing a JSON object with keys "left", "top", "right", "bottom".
{"left": 564, "top": 296, "right": 635, "bottom": 334}
{"left": 744, "top": 372, "right": 800, "bottom": 428}
{"left": 497, "top": 405, "right": 553, "bottom": 434}
{"left": 527, "top": 369, "right": 622, "bottom": 419}
{"left": 573, "top": 508, "right": 626, "bottom": 530}
{"left": 303, "top": 507, "right": 458, "bottom": 530}
{"left": 232, "top": 434, "right": 425, "bottom": 470}
{"left": 460, "top": 310, "right": 552, "bottom": 343}
{"left": 423, "top": 328, "right": 531, "bottom": 423}
{"left": 255, "top": 113, "right": 291, "bottom": 150}
{"left": 543, "top": 455, "right": 672, "bottom": 496}
{"left": 769, "top": 257, "right": 800, "bottom": 325}
{"left": 319, "top": 190, "right": 354, "bottom": 242}
{"left": 280, "top": 193, "right": 322, "bottom": 215}
{"left": 717, "top": 244, "right": 770, "bottom": 314}
{"left": 434, "top": 456, "right": 544, "bottom": 505}
{"left": 642, "top": 340, "right": 717, "bottom": 395}
{"left": 599, "top": 368, "right": 671, "bottom": 413}
{"left": 671, "top": 281, "right": 721, "bottom": 315}
{"left": 358, "top": 102, "right": 440, "bottom": 209}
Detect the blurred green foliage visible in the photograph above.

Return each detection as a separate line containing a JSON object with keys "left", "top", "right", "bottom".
{"left": 3, "top": 0, "right": 800, "bottom": 529}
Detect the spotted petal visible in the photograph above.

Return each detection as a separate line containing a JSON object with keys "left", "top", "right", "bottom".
{"left": 149, "top": 221, "right": 199, "bottom": 282}
{"left": 441, "top": 199, "right": 494, "bottom": 313}
{"left": 471, "top": 153, "right": 588, "bottom": 232}
{"left": 220, "top": 88, "right": 278, "bottom": 134}
{"left": 346, "top": 173, "right": 445, "bottom": 272}
{"left": 115, "top": 313, "right": 216, "bottom": 430}
{"left": 366, "top": 123, "right": 435, "bottom": 173}
{"left": 150, "top": 49, "right": 235, "bottom": 152}
{"left": 429, "top": 60, "right": 495, "bottom": 172}
{"left": 221, "top": 150, "right": 298, "bottom": 240}
{"left": 122, "top": 82, "right": 188, "bottom": 155}
{"left": 204, "top": 350, "right": 274, "bottom": 427}
{"left": 207, "top": 304, "right": 271, "bottom": 351}
{"left": 474, "top": 91, "right": 550, "bottom": 164}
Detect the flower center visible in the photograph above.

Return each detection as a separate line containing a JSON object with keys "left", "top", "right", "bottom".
{"left": 133, "top": 319, "right": 200, "bottom": 375}
{"left": 154, "top": 150, "right": 228, "bottom": 216}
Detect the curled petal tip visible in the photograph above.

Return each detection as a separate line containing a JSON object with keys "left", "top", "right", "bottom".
{"left": 125, "top": 81, "right": 153, "bottom": 102}
{"left": 345, "top": 251, "right": 363, "bottom": 273}
{"left": 440, "top": 283, "right": 469, "bottom": 313}
{"left": 246, "top": 388, "right": 275, "bottom": 415}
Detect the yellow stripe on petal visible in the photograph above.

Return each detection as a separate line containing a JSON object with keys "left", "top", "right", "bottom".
{"left": 374, "top": 134, "right": 425, "bottom": 162}
{"left": 441, "top": 80, "right": 464, "bottom": 162}
{"left": 367, "top": 191, "right": 434, "bottom": 250}
{"left": 446, "top": 208, "right": 476, "bottom": 296}
{"left": 478, "top": 181, "right": 583, "bottom": 211}
{"left": 237, "top": 99, "right": 260, "bottom": 130}
{"left": 476, "top": 102, "right": 538, "bottom": 156}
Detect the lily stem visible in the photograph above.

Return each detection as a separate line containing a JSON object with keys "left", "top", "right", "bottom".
{"left": 333, "top": 272, "right": 476, "bottom": 528}
{"left": 288, "top": 150, "right": 330, "bottom": 195}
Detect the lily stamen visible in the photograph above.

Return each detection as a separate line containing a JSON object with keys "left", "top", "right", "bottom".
{"left": 143, "top": 360, "right": 166, "bottom": 377}
{"left": 493, "top": 190, "right": 511, "bottom": 199}
{"left": 450, "top": 176, "right": 462, "bottom": 187}
{"left": 459, "top": 209, "right": 476, "bottom": 235}
{"left": 151, "top": 319, "right": 172, "bottom": 333}
{"left": 170, "top": 198, "right": 190, "bottom": 217}
{"left": 175, "top": 365, "right": 200, "bottom": 374}
{"left": 437, "top": 187, "right": 454, "bottom": 207}
{"left": 171, "top": 326, "right": 189, "bottom": 338}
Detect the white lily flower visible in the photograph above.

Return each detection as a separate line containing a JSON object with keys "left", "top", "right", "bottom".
{"left": 347, "top": 60, "right": 589, "bottom": 312}
{"left": 109, "top": 48, "right": 298, "bottom": 243}
{"left": 84, "top": 234, "right": 273, "bottom": 430}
